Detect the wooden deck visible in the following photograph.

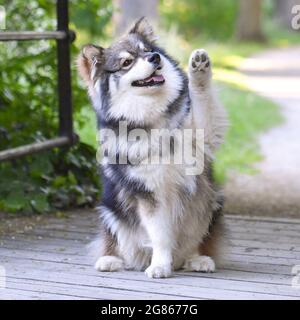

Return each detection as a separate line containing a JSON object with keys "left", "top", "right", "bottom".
{"left": 0, "top": 211, "right": 300, "bottom": 300}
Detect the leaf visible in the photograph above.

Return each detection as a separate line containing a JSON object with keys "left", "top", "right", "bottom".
{"left": 30, "top": 194, "right": 49, "bottom": 214}
{"left": 52, "top": 176, "right": 67, "bottom": 188}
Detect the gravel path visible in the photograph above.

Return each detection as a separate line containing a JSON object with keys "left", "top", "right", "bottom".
{"left": 224, "top": 46, "right": 300, "bottom": 218}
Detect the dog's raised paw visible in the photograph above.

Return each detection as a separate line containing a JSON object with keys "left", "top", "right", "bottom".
{"left": 190, "top": 49, "right": 210, "bottom": 72}
{"left": 95, "top": 255, "right": 124, "bottom": 272}
{"left": 145, "top": 264, "right": 172, "bottom": 278}
{"left": 183, "top": 255, "right": 215, "bottom": 273}
{"left": 189, "top": 49, "right": 212, "bottom": 86}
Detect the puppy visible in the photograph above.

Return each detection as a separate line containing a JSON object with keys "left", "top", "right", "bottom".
{"left": 77, "top": 18, "right": 227, "bottom": 278}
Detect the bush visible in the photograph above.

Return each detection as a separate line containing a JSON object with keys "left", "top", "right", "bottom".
{"left": 0, "top": 0, "right": 112, "bottom": 213}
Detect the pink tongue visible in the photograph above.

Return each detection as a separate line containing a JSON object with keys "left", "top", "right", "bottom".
{"left": 146, "top": 74, "right": 165, "bottom": 82}
{"left": 152, "top": 74, "right": 164, "bottom": 82}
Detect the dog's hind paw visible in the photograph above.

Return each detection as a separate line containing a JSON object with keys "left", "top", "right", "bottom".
{"left": 183, "top": 255, "right": 215, "bottom": 273}
{"left": 189, "top": 49, "right": 212, "bottom": 86}
{"left": 95, "top": 255, "right": 124, "bottom": 272}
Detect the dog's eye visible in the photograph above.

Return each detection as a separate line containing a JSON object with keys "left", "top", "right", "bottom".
{"left": 122, "top": 59, "right": 133, "bottom": 68}
{"left": 144, "top": 47, "right": 152, "bottom": 52}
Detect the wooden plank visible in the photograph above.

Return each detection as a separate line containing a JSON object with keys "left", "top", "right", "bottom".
{"left": 1, "top": 231, "right": 92, "bottom": 242}
{"left": 2, "top": 238, "right": 300, "bottom": 265}
{"left": 226, "top": 218, "right": 300, "bottom": 232}
{"left": 4, "top": 261, "right": 298, "bottom": 300}
{"left": 230, "top": 239, "right": 299, "bottom": 252}
{"left": 1, "top": 211, "right": 300, "bottom": 299}
{"left": 0, "top": 239, "right": 86, "bottom": 256}
{"left": 227, "top": 232, "right": 300, "bottom": 244}
{"left": 226, "top": 214, "right": 300, "bottom": 224}
{"left": 1, "top": 253, "right": 292, "bottom": 286}
{"left": 0, "top": 231, "right": 76, "bottom": 251}
{"left": 0, "top": 288, "right": 91, "bottom": 300}
{"left": 0, "top": 249, "right": 293, "bottom": 283}
{"left": 225, "top": 253, "right": 299, "bottom": 266}
{"left": 5, "top": 230, "right": 300, "bottom": 259}
{"left": 4, "top": 222, "right": 300, "bottom": 245}
{"left": 2, "top": 254, "right": 300, "bottom": 298}
{"left": 227, "top": 225, "right": 300, "bottom": 238}
{"left": 38, "top": 213, "right": 300, "bottom": 233}
{"left": 1, "top": 245, "right": 298, "bottom": 274}
{"left": 228, "top": 246, "right": 300, "bottom": 259}
{"left": 38, "top": 217, "right": 300, "bottom": 235}
{"left": 2, "top": 224, "right": 300, "bottom": 252}
{"left": 5, "top": 279, "right": 185, "bottom": 300}
{"left": 223, "top": 261, "right": 292, "bottom": 276}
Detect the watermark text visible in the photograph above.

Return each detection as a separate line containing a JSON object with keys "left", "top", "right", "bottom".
{"left": 0, "top": 265, "right": 6, "bottom": 289}
{"left": 291, "top": 265, "right": 300, "bottom": 289}
{"left": 0, "top": 6, "right": 6, "bottom": 30}
{"left": 96, "top": 121, "right": 205, "bottom": 176}
{"left": 292, "top": 5, "right": 300, "bottom": 30}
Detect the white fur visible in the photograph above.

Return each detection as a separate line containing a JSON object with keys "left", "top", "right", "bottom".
{"left": 145, "top": 264, "right": 172, "bottom": 278}
{"left": 107, "top": 56, "right": 183, "bottom": 125}
{"left": 139, "top": 201, "right": 174, "bottom": 278}
{"left": 189, "top": 49, "right": 228, "bottom": 155}
{"left": 95, "top": 256, "right": 124, "bottom": 271}
{"left": 89, "top": 79, "right": 102, "bottom": 113}
{"left": 119, "top": 51, "right": 134, "bottom": 60}
{"left": 97, "top": 205, "right": 151, "bottom": 270}
{"left": 183, "top": 255, "right": 216, "bottom": 272}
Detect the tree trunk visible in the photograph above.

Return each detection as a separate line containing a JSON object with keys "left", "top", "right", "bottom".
{"left": 236, "top": 0, "right": 265, "bottom": 41}
{"left": 275, "top": 0, "right": 300, "bottom": 30}
{"left": 113, "top": 0, "right": 159, "bottom": 36}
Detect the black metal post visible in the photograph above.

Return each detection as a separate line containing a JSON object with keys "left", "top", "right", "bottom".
{"left": 56, "top": 0, "right": 74, "bottom": 142}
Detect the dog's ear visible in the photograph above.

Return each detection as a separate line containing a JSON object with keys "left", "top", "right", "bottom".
{"left": 77, "top": 44, "right": 105, "bottom": 85}
{"left": 129, "top": 17, "right": 157, "bottom": 43}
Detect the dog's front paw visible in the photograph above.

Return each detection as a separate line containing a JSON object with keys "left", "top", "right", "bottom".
{"left": 183, "top": 255, "right": 215, "bottom": 273}
{"left": 95, "top": 255, "right": 124, "bottom": 272}
{"left": 145, "top": 264, "right": 172, "bottom": 278}
{"left": 189, "top": 49, "right": 212, "bottom": 86}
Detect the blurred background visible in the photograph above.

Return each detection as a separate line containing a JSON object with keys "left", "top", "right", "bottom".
{"left": 0, "top": 0, "right": 299, "bottom": 217}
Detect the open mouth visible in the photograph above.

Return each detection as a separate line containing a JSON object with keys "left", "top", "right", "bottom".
{"left": 132, "top": 72, "right": 165, "bottom": 87}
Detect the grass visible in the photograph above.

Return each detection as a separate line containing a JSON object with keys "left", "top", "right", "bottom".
{"left": 76, "top": 23, "right": 297, "bottom": 183}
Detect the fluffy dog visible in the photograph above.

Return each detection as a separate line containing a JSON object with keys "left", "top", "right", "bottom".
{"left": 77, "top": 18, "right": 227, "bottom": 278}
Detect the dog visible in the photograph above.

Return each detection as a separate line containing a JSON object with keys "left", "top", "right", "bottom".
{"left": 77, "top": 17, "right": 227, "bottom": 278}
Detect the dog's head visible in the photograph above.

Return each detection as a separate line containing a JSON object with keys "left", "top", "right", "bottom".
{"left": 78, "top": 18, "right": 184, "bottom": 124}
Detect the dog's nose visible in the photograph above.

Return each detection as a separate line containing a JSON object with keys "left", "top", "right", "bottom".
{"left": 147, "top": 53, "right": 161, "bottom": 66}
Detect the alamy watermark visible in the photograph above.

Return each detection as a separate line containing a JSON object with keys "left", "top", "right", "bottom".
{"left": 0, "top": 265, "right": 6, "bottom": 289}
{"left": 291, "top": 265, "right": 300, "bottom": 289}
{"left": 0, "top": 5, "right": 6, "bottom": 30}
{"left": 292, "top": 5, "right": 300, "bottom": 30}
{"left": 96, "top": 121, "right": 205, "bottom": 176}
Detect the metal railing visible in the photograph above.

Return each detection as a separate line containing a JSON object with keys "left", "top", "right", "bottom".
{"left": 0, "top": 0, "right": 77, "bottom": 162}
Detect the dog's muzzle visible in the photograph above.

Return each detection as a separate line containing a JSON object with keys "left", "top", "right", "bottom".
{"left": 131, "top": 52, "right": 165, "bottom": 87}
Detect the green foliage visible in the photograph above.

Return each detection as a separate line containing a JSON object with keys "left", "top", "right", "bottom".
{"left": 0, "top": 0, "right": 111, "bottom": 213}
{"left": 0, "top": 143, "right": 101, "bottom": 213}
{"left": 70, "top": 0, "right": 113, "bottom": 40}
{"left": 160, "top": 0, "right": 239, "bottom": 39}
